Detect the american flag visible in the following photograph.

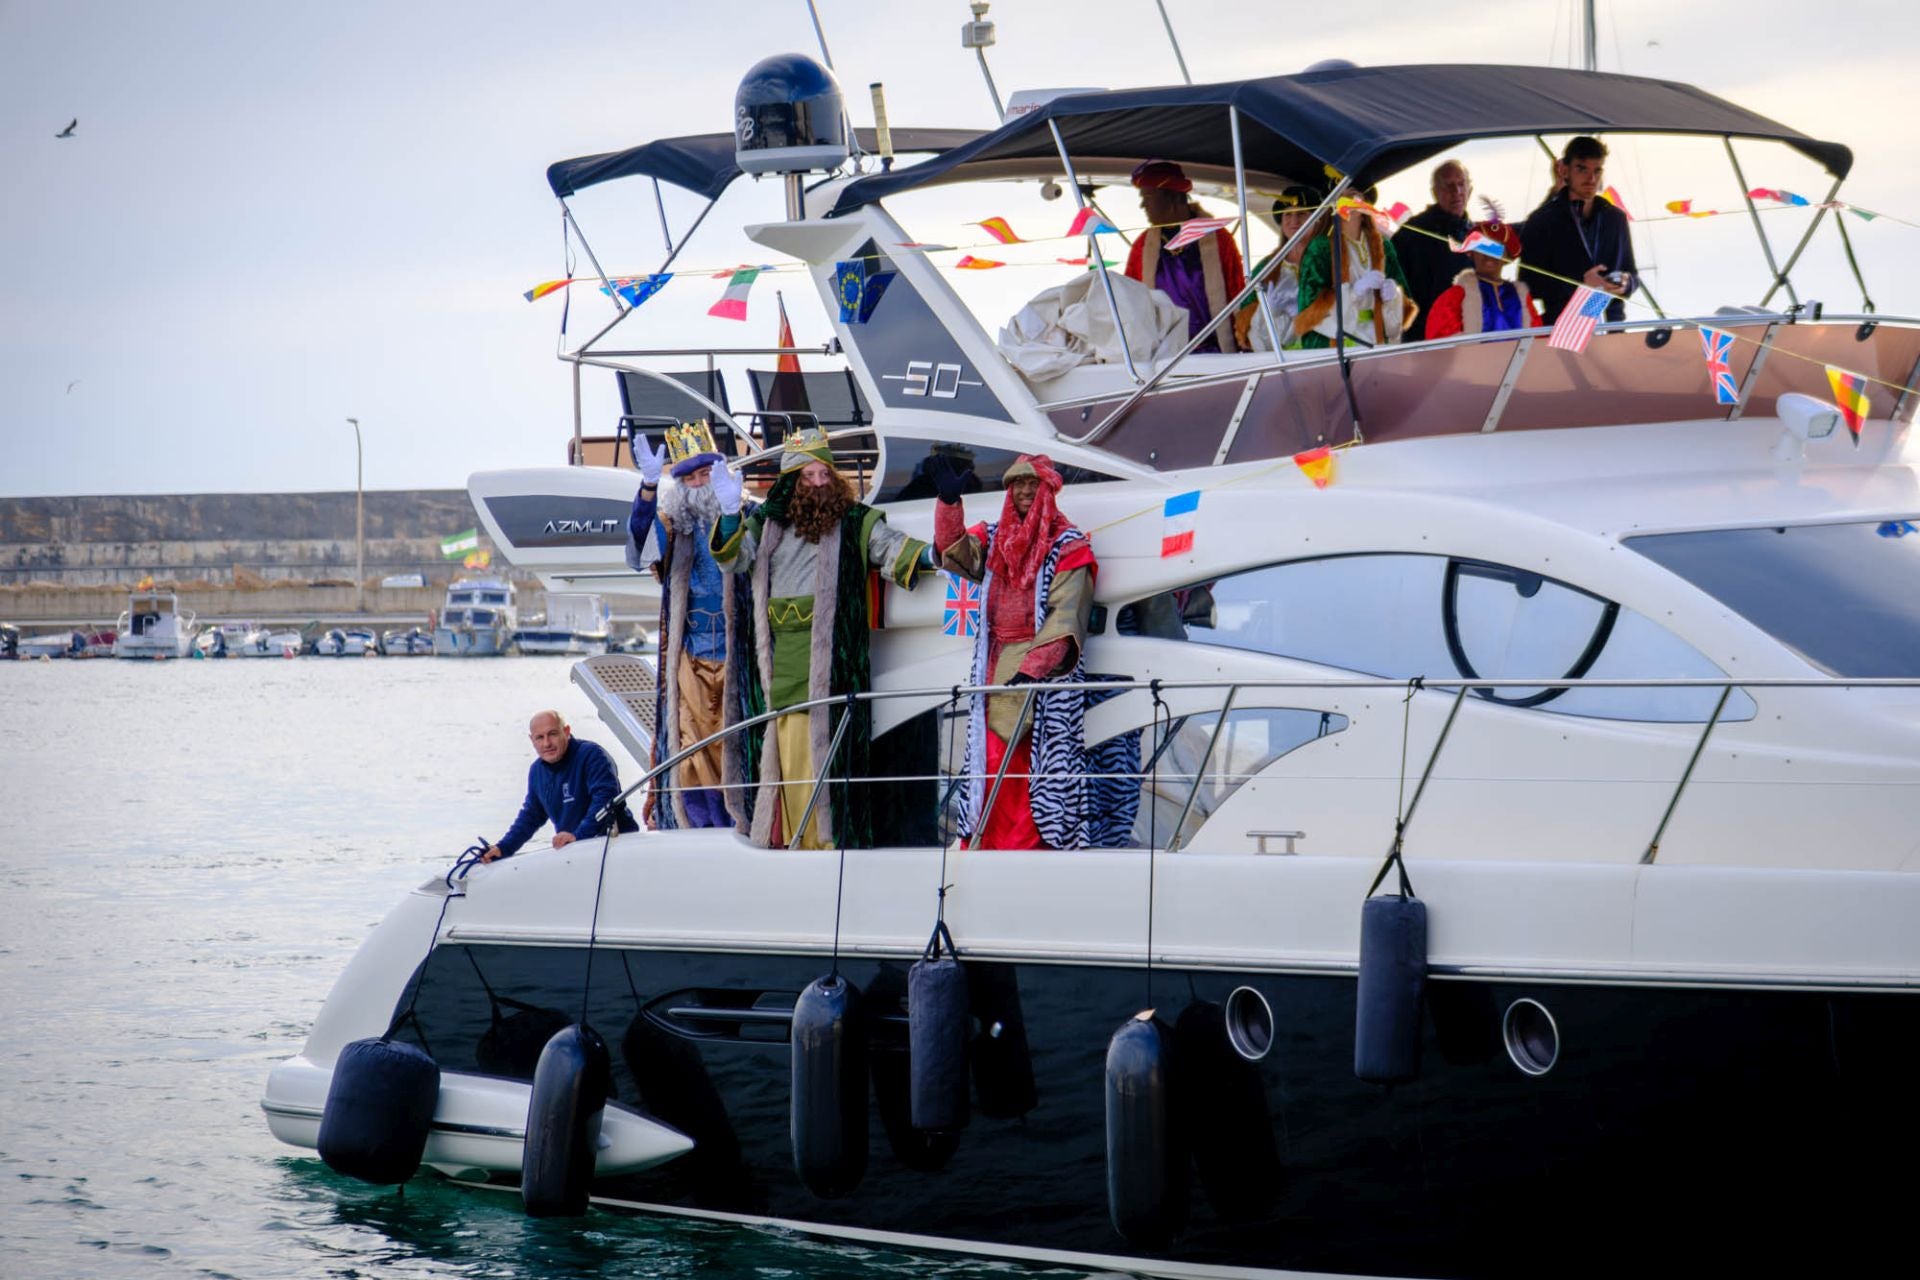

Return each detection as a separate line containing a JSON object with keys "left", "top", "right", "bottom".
{"left": 942, "top": 573, "right": 982, "bottom": 639}
{"left": 1548, "top": 286, "right": 1609, "bottom": 354}
{"left": 1700, "top": 327, "right": 1739, "bottom": 405}
{"left": 1162, "top": 216, "right": 1234, "bottom": 253}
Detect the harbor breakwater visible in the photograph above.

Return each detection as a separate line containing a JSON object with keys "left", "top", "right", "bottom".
{"left": 1, "top": 489, "right": 530, "bottom": 623}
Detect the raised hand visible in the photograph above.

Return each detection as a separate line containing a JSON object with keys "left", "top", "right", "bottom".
{"left": 710, "top": 462, "right": 744, "bottom": 515}
{"left": 930, "top": 454, "right": 972, "bottom": 505}
{"left": 637, "top": 437, "right": 668, "bottom": 486}
{"left": 1351, "top": 269, "right": 1387, "bottom": 298}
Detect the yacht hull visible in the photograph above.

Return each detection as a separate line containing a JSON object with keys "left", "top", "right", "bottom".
{"left": 352, "top": 939, "right": 1913, "bottom": 1279}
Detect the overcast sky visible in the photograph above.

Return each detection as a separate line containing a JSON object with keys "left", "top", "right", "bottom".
{"left": 3, "top": 0, "right": 1914, "bottom": 499}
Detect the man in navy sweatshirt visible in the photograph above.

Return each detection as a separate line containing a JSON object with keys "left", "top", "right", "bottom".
{"left": 478, "top": 710, "right": 638, "bottom": 862}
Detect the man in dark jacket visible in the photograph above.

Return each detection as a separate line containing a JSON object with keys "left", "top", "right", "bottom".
{"left": 1392, "top": 159, "right": 1474, "bottom": 341}
{"left": 479, "top": 710, "right": 638, "bottom": 860}
{"left": 1519, "top": 136, "right": 1637, "bottom": 323}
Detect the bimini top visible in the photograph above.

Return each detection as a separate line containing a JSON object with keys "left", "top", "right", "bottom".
{"left": 827, "top": 63, "right": 1853, "bottom": 214}
{"left": 547, "top": 127, "right": 984, "bottom": 202}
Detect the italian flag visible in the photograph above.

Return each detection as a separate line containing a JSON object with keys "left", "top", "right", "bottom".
{"left": 440, "top": 528, "right": 479, "bottom": 559}
{"left": 708, "top": 266, "right": 761, "bottom": 321}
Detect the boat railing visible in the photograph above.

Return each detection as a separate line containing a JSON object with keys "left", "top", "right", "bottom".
{"left": 1035, "top": 310, "right": 1920, "bottom": 471}
{"left": 596, "top": 672, "right": 1920, "bottom": 864}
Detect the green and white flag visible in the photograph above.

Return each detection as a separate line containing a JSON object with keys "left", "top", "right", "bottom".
{"left": 440, "top": 528, "right": 480, "bottom": 559}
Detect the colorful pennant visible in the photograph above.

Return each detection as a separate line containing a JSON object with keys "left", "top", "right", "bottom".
{"left": 972, "top": 216, "right": 1024, "bottom": 244}
{"left": 1602, "top": 186, "right": 1633, "bottom": 220}
{"left": 1293, "top": 447, "right": 1336, "bottom": 489}
{"left": 1067, "top": 207, "right": 1120, "bottom": 236}
{"left": 708, "top": 266, "right": 761, "bottom": 320}
{"left": 1748, "top": 188, "right": 1811, "bottom": 207}
{"left": 605, "top": 274, "right": 671, "bottom": 308}
{"left": 523, "top": 278, "right": 574, "bottom": 302}
{"left": 1056, "top": 255, "right": 1118, "bottom": 267}
{"left": 1162, "top": 216, "right": 1234, "bottom": 253}
{"left": 1549, "top": 286, "right": 1609, "bottom": 354}
{"left": 1825, "top": 365, "right": 1871, "bottom": 443}
{"left": 1665, "top": 200, "right": 1717, "bottom": 219}
{"left": 952, "top": 255, "right": 1005, "bottom": 269}
{"left": 1160, "top": 490, "right": 1200, "bottom": 557}
{"left": 1453, "top": 230, "right": 1505, "bottom": 258}
{"left": 1699, "top": 328, "right": 1739, "bottom": 405}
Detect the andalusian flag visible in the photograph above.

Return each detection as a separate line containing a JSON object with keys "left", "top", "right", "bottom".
{"left": 1825, "top": 366, "right": 1871, "bottom": 444}
{"left": 441, "top": 528, "right": 480, "bottom": 559}
{"left": 1294, "top": 447, "right": 1337, "bottom": 489}
{"left": 972, "top": 216, "right": 1023, "bottom": 244}
{"left": 708, "top": 266, "right": 761, "bottom": 321}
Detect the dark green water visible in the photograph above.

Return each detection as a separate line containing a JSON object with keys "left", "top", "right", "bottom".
{"left": 0, "top": 658, "right": 1105, "bottom": 1278}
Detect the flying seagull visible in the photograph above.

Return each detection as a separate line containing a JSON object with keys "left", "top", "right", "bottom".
{"left": 56, "top": 119, "right": 77, "bottom": 138}
{"left": 67, "top": 380, "right": 81, "bottom": 394}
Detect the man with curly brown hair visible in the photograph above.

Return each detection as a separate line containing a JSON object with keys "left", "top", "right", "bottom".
{"left": 710, "top": 429, "right": 933, "bottom": 848}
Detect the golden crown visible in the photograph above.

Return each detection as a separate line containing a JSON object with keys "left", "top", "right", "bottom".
{"left": 664, "top": 419, "right": 719, "bottom": 467}
{"left": 779, "top": 426, "right": 836, "bottom": 473}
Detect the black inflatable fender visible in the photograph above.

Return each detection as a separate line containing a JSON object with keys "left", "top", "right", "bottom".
{"left": 521, "top": 1023, "right": 612, "bottom": 1217}
{"left": 1105, "top": 1010, "right": 1188, "bottom": 1249}
{"left": 317, "top": 1037, "right": 440, "bottom": 1185}
{"left": 907, "top": 952, "right": 970, "bottom": 1133}
{"left": 1354, "top": 893, "right": 1429, "bottom": 1083}
{"left": 790, "top": 974, "right": 868, "bottom": 1198}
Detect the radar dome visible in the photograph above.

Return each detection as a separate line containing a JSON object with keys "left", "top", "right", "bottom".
{"left": 1302, "top": 58, "right": 1358, "bottom": 72}
{"left": 734, "top": 53, "right": 849, "bottom": 176}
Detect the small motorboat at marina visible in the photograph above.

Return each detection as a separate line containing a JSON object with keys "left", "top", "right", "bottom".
{"left": 312, "top": 627, "right": 379, "bottom": 657}
{"left": 511, "top": 592, "right": 612, "bottom": 655}
{"left": 113, "top": 590, "right": 198, "bottom": 659}
{"left": 271, "top": 51, "right": 1920, "bottom": 1280}
{"left": 380, "top": 626, "right": 435, "bottom": 656}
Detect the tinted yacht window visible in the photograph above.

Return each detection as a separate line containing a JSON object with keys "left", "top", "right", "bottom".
{"left": 1117, "top": 553, "right": 1753, "bottom": 723}
{"left": 1626, "top": 520, "right": 1920, "bottom": 677}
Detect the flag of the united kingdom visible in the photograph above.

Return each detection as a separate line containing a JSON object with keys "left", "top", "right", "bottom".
{"left": 943, "top": 573, "right": 982, "bottom": 639}
{"left": 1700, "top": 327, "right": 1739, "bottom": 405}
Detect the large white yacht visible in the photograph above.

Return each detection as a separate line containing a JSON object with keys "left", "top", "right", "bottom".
{"left": 267, "top": 58, "right": 1920, "bottom": 1280}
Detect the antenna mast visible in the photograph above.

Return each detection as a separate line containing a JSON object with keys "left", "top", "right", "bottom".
{"left": 1153, "top": 0, "right": 1193, "bottom": 84}
{"left": 1581, "top": 0, "right": 1598, "bottom": 71}
{"left": 961, "top": 2, "right": 1005, "bottom": 120}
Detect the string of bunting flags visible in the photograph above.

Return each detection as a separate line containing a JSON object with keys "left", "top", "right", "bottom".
{"left": 521, "top": 184, "right": 1909, "bottom": 311}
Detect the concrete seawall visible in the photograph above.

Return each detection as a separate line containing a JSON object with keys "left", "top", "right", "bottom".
{"left": 1, "top": 488, "right": 537, "bottom": 623}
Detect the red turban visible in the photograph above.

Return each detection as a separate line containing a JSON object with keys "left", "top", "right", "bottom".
{"left": 1130, "top": 159, "right": 1192, "bottom": 193}
{"left": 990, "top": 454, "right": 1072, "bottom": 593}
{"left": 1471, "top": 220, "right": 1523, "bottom": 259}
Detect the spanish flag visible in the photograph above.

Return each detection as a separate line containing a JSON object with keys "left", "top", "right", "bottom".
{"left": 1294, "top": 446, "right": 1336, "bottom": 489}
{"left": 971, "top": 216, "right": 1023, "bottom": 244}
{"left": 1825, "top": 365, "right": 1871, "bottom": 444}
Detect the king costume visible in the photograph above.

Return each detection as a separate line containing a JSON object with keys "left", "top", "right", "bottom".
{"left": 933, "top": 454, "right": 1139, "bottom": 850}
{"left": 710, "top": 429, "right": 932, "bottom": 849}
{"left": 626, "top": 420, "right": 754, "bottom": 829}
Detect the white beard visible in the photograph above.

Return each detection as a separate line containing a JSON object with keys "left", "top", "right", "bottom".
{"left": 659, "top": 477, "right": 722, "bottom": 531}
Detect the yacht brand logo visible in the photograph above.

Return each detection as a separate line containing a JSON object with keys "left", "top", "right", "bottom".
{"left": 542, "top": 517, "right": 624, "bottom": 536}
{"left": 483, "top": 496, "right": 631, "bottom": 549}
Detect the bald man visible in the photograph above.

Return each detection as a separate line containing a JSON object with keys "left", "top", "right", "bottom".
{"left": 479, "top": 710, "right": 638, "bottom": 861}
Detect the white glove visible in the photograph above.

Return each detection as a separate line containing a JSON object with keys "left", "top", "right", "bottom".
{"left": 637, "top": 438, "right": 667, "bottom": 486}
{"left": 1350, "top": 269, "right": 1387, "bottom": 298}
{"left": 710, "top": 462, "right": 744, "bottom": 515}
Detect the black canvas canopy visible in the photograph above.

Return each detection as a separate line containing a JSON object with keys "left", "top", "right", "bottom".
{"left": 547, "top": 127, "right": 984, "bottom": 201}
{"left": 827, "top": 64, "right": 1852, "bottom": 215}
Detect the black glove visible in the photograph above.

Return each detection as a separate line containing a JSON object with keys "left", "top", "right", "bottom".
{"left": 1006, "top": 671, "right": 1036, "bottom": 686}
{"left": 930, "top": 454, "right": 972, "bottom": 505}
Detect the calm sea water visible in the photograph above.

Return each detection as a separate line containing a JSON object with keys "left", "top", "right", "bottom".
{"left": 0, "top": 657, "right": 1092, "bottom": 1279}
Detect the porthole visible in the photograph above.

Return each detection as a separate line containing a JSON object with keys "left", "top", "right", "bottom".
{"left": 1503, "top": 998, "right": 1560, "bottom": 1076}
{"left": 1224, "top": 985, "right": 1274, "bottom": 1062}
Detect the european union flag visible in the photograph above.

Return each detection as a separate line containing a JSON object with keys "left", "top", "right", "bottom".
{"left": 834, "top": 260, "right": 866, "bottom": 323}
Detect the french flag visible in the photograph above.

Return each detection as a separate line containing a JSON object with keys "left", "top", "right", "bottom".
{"left": 1160, "top": 490, "right": 1200, "bottom": 557}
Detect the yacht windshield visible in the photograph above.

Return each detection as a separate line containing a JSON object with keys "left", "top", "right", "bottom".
{"left": 1625, "top": 520, "right": 1920, "bottom": 677}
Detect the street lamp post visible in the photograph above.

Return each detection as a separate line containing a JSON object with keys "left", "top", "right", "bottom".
{"left": 345, "top": 417, "right": 364, "bottom": 614}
